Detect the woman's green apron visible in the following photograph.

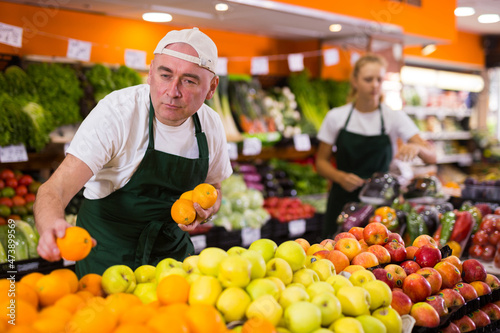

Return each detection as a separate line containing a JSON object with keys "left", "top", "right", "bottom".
{"left": 75, "top": 99, "right": 209, "bottom": 277}
{"left": 322, "top": 104, "right": 392, "bottom": 238}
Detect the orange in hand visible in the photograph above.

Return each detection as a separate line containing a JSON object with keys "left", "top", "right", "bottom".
{"left": 192, "top": 183, "right": 217, "bottom": 209}
{"left": 171, "top": 199, "right": 197, "bottom": 225}
{"left": 56, "top": 226, "right": 92, "bottom": 261}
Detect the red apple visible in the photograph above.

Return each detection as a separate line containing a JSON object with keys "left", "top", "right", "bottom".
{"left": 438, "top": 288, "right": 466, "bottom": 309}
{"left": 441, "top": 255, "right": 463, "bottom": 274}
{"left": 391, "top": 289, "right": 413, "bottom": 316}
{"left": 416, "top": 267, "right": 443, "bottom": 295}
{"left": 481, "top": 302, "right": 500, "bottom": 321}
{"left": 358, "top": 239, "right": 369, "bottom": 252}
{"left": 405, "top": 245, "right": 419, "bottom": 260}
{"left": 470, "top": 281, "right": 492, "bottom": 297}
{"left": 363, "top": 222, "right": 389, "bottom": 246}
{"left": 440, "top": 322, "right": 460, "bottom": 333}
{"left": 385, "top": 264, "right": 407, "bottom": 289}
{"left": 452, "top": 315, "right": 476, "bottom": 332}
{"left": 414, "top": 244, "right": 442, "bottom": 268}
{"left": 366, "top": 245, "right": 391, "bottom": 265}
{"left": 400, "top": 260, "right": 421, "bottom": 276}
{"left": 469, "top": 244, "right": 485, "bottom": 259}
{"left": 410, "top": 302, "right": 440, "bottom": 328}
{"left": 453, "top": 282, "right": 478, "bottom": 302}
{"left": 485, "top": 273, "right": 500, "bottom": 290}
{"left": 461, "top": 259, "right": 487, "bottom": 283}
{"left": 481, "top": 244, "right": 496, "bottom": 262}
{"left": 434, "top": 261, "right": 462, "bottom": 289}
{"left": 351, "top": 251, "right": 379, "bottom": 269}
{"left": 403, "top": 273, "right": 432, "bottom": 303}
{"left": 387, "top": 232, "right": 404, "bottom": 245}
{"left": 469, "top": 309, "right": 491, "bottom": 328}
{"left": 319, "top": 238, "right": 335, "bottom": 251}
{"left": 334, "top": 232, "right": 356, "bottom": 242}
{"left": 413, "top": 234, "right": 438, "bottom": 249}
{"left": 348, "top": 227, "right": 364, "bottom": 241}
{"left": 384, "top": 240, "right": 407, "bottom": 262}
{"left": 372, "top": 267, "right": 395, "bottom": 289}
{"left": 295, "top": 238, "right": 311, "bottom": 252}
{"left": 425, "top": 295, "right": 448, "bottom": 317}
{"left": 313, "top": 250, "right": 330, "bottom": 260}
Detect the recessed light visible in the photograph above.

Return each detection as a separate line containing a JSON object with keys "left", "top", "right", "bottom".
{"left": 142, "top": 12, "right": 172, "bottom": 22}
{"left": 329, "top": 24, "right": 342, "bottom": 32}
{"left": 478, "top": 14, "right": 500, "bottom": 24}
{"left": 215, "top": 3, "right": 229, "bottom": 11}
{"left": 454, "top": 7, "right": 475, "bottom": 17}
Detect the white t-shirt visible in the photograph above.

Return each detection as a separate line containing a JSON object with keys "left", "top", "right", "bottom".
{"left": 67, "top": 84, "right": 233, "bottom": 199}
{"left": 316, "top": 103, "right": 420, "bottom": 156}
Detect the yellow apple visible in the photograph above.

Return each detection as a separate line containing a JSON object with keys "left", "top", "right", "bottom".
{"left": 310, "top": 258, "right": 336, "bottom": 281}
{"left": 182, "top": 255, "right": 200, "bottom": 274}
{"left": 217, "top": 255, "right": 252, "bottom": 288}
{"left": 311, "top": 291, "right": 342, "bottom": 327}
{"left": 336, "top": 286, "right": 371, "bottom": 316}
{"left": 216, "top": 286, "right": 251, "bottom": 322}
{"left": 246, "top": 278, "right": 280, "bottom": 301}
{"left": 348, "top": 269, "right": 376, "bottom": 287}
{"left": 188, "top": 275, "right": 222, "bottom": 306}
{"left": 306, "top": 281, "right": 335, "bottom": 299}
{"left": 372, "top": 306, "right": 402, "bottom": 333}
{"left": 362, "top": 280, "right": 392, "bottom": 311}
{"left": 326, "top": 274, "right": 353, "bottom": 295}
{"left": 292, "top": 268, "right": 319, "bottom": 288}
{"left": 197, "top": 247, "right": 228, "bottom": 277}
{"left": 134, "top": 265, "right": 156, "bottom": 284}
{"left": 355, "top": 315, "right": 387, "bottom": 333}
{"left": 284, "top": 301, "right": 322, "bottom": 333}
{"left": 132, "top": 282, "right": 157, "bottom": 304}
{"left": 266, "top": 257, "right": 293, "bottom": 285}
{"left": 246, "top": 294, "right": 283, "bottom": 326}
{"left": 278, "top": 285, "right": 310, "bottom": 309}
{"left": 329, "top": 317, "right": 364, "bottom": 333}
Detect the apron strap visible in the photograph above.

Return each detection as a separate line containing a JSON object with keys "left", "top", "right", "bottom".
{"left": 342, "top": 104, "right": 355, "bottom": 129}
{"left": 379, "top": 104, "right": 386, "bottom": 135}
{"left": 193, "top": 113, "right": 209, "bottom": 159}
{"left": 148, "top": 97, "right": 156, "bottom": 149}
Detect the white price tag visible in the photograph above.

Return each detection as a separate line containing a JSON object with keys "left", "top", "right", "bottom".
{"left": 227, "top": 142, "right": 238, "bottom": 160}
{"left": 241, "top": 227, "right": 261, "bottom": 247}
{"left": 287, "top": 53, "right": 304, "bottom": 72}
{"left": 191, "top": 235, "right": 207, "bottom": 254}
{"left": 350, "top": 51, "right": 361, "bottom": 66}
{"left": 0, "top": 144, "right": 28, "bottom": 163}
{"left": 125, "top": 49, "right": 147, "bottom": 70}
{"left": 216, "top": 57, "right": 228, "bottom": 76}
{"left": 288, "top": 219, "right": 306, "bottom": 237}
{"left": 242, "top": 138, "right": 262, "bottom": 156}
{"left": 67, "top": 38, "right": 92, "bottom": 62}
{"left": 323, "top": 48, "right": 339, "bottom": 66}
{"left": 251, "top": 56, "right": 269, "bottom": 75}
{"left": 267, "top": 132, "right": 280, "bottom": 142}
{"left": 0, "top": 22, "right": 23, "bottom": 48}
{"left": 293, "top": 134, "right": 311, "bottom": 152}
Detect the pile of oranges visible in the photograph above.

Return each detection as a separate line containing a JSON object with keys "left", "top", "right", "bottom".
{"left": 0, "top": 269, "right": 262, "bottom": 333}
{"left": 171, "top": 183, "right": 218, "bottom": 225}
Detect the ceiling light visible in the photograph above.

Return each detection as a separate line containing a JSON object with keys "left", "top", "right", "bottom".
{"left": 215, "top": 3, "right": 229, "bottom": 11}
{"left": 142, "top": 12, "right": 172, "bottom": 22}
{"left": 478, "top": 14, "right": 500, "bottom": 24}
{"left": 454, "top": 7, "right": 475, "bottom": 17}
{"left": 421, "top": 44, "right": 437, "bottom": 56}
{"left": 329, "top": 24, "right": 342, "bottom": 32}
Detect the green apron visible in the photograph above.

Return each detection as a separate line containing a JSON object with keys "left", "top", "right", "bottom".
{"left": 322, "top": 104, "right": 392, "bottom": 238}
{"left": 75, "top": 99, "right": 209, "bottom": 277}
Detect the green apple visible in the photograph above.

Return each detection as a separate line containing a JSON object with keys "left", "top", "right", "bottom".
{"left": 182, "top": 255, "right": 200, "bottom": 274}
{"left": 249, "top": 238, "right": 277, "bottom": 263}
{"left": 277, "top": 327, "right": 291, "bottom": 333}
{"left": 326, "top": 275, "right": 353, "bottom": 295}
{"left": 355, "top": 315, "right": 387, "bottom": 333}
{"left": 246, "top": 278, "right": 280, "bottom": 301}
{"left": 156, "top": 267, "right": 188, "bottom": 284}
{"left": 311, "top": 291, "right": 342, "bottom": 327}
{"left": 266, "top": 257, "right": 293, "bottom": 285}
{"left": 227, "top": 246, "right": 247, "bottom": 256}
{"left": 311, "top": 329, "right": 334, "bottom": 333}
{"left": 218, "top": 255, "right": 252, "bottom": 288}
{"left": 275, "top": 240, "right": 307, "bottom": 272}
{"left": 310, "top": 258, "right": 336, "bottom": 281}
{"left": 284, "top": 301, "right": 322, "bottom": 333}
{"left": 292, "top": 268, "right": 319, "bottom": 288}
{"left": 216, "top": 286, "right": 251, "bottom": 322}
{"left": 197, "top": 247, "right": 228, "bottom": 276}
{"left": 267, "top": 276, "right": 286, "bottom": 294}
{"left": 155, "top": 258, "right": 183, "bottom": 282}
{"left": 134, "top": 264, "right": 156, "bottom": 284}
{"left": 336, "top": 286, "right": 371, "bottom": 317}
{"left": 102, "top": 264, "right": 137, "bottom": 295}
{"left": 348, "top": 269, "right": 376, "bottom": 287}
{"left": 188, "top": 275, "right": 222, "bottom": 306}
{"left": 241, "top": 249, "right": 266, "bottom": 280}
{"left": 306, "top": 281, "right": 335, "bottom": 299}
{"left": 246, "top": 294, "right": 283, "bottom": 326}
{"left": 186, "top": 272, "right": 202, "bottom": 285}
{"left": 371, "top": 306, "right": 402, "bottom": 333}
{"left": 278, "top": 285, "right": 310, "bottom": 309}
{"left": 329, "top": 317, "right": 364, "bottom": 333}
{"left": 287, "top": 283, "right": 306, "bottom": 290}
{"left": 132, "top": 282, "right": 157, "bottom": 304}
{"left": 362, "top": 280, "right": 392, "bottom": 311}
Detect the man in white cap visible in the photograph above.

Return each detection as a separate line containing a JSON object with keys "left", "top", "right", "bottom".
{"left": 35, "top": 28, "right": 233, "bottom": 276}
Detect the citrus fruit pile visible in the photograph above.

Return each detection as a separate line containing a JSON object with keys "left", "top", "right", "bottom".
{"left": 171, "top": 183, "right": 218, "bottom": 225}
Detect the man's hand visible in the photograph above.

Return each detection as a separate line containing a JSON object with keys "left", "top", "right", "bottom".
{"left": 177, "top": 202, "right": 216, "bottom": 232}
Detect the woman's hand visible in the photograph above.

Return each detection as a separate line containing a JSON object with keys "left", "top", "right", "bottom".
{"left": 396, "top": 143, "right": 422, "bottom": 162}
{"left": 338, "top": 171, "right": 365, "bottom": 192}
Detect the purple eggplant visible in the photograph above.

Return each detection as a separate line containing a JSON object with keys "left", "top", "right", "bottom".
{"left": 338, "top": 202, "right": 375, "bottom": 232}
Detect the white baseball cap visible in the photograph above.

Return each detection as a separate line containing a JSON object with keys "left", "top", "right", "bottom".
{"left": 154, "top": 27, "right": 218, "bottom": 74}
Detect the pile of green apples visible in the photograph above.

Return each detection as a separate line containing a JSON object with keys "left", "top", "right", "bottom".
{"left": 100, "top": 238, "right": 402, "bottom": 333}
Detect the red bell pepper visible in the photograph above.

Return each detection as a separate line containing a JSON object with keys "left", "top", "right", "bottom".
{"left": 450, "top": 210, "right": 473, "bottom": 243}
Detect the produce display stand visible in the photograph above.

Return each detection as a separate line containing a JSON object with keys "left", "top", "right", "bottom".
{"left": 0, "top": 257, "right": 74, "bottom": 280}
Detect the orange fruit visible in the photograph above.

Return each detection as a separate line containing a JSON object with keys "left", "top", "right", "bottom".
{"left": 0, "top": 298, "right": 38, "bottom": 326}
{"left": 192, "top": 183, "right": 218, "bottom": 209}
{"left": 157, "top": 274, "right": 190, "bottom": 305}
{"left": 114, "top": 324, "right": 156, "bottom": 333}
{"left": 20, "top": 272, "right": 44, "bottom": 289}
{"left": 242, "top": 317, "right": 277, "bottom": 333}
{"left": 50, "top": 268, "right": 79, "bottom": 293}
{"left": 105, "top": 293, "right": 142, "bottom": 316}
{"left": 32, "top": 317, "right": 67, "bottom": 333}
{"left": 67, "top": 296, "right": 118, "bottom": 333}
{"left": 75, "top": 290, "right": 95, "bottom": 301}
{"left": 119, "top": 303, "right": 157, "bottom": 325}
{"left": 185, "top": 303, "right": 226, "bottom": 333}
{"left": 171, "top": 199, "right": 196, "bottom": 225}
{"left": 180, "top": 190, "right": 193, "bottom": 201}
{"left": 15, "top": 282, "right": 39, "bottom": 309}
{"left": 5, "top": 324, "right": 40, "bottom": 333}
{"left": 147, "top": 311, "right": 189, "bottom": 333}
{"left": 38, "top": 305, "right": 72, "bottom": 323}
{"left": 35, "top": 274, "right": 71, "bottom": 307}
{"left": 55, "top": 293, "right": 86, "bottom": 313}
{"left": 56, "top": 226, "right": 93, "bottom": 261}
{"left": 78, "top": 273, "right": 105, "bottom": 296}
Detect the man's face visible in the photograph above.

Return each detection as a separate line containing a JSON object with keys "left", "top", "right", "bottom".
{"left": 148, "top": 43, "right": 218, "bottom": 126}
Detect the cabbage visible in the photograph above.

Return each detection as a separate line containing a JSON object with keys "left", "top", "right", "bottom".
{"left": 222, "top": 174, "right": 247, "bottom": 194}
{"left": 227, "top": 192, "right": 251, "bottom": 213}
{"left": 213, "top": 215, "right": 232, "bottom": 231}
{"left": 228, "top": 212, "right": 246, "bottom": 230}
{"left": 243, "top": 209, "right": 264, "bottom": 229}
{"left": 254, "top": 207, "right": 271, "bottom": 223}
{"left": 247, "top": 189, "right": 264, "bottom": 209}
{"left": 217, "top": 198, "right": 233, "bottom": 217}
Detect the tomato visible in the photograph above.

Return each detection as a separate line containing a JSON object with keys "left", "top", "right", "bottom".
{"left": 0, "top": 169, "right": 15, "bottom": 180}
{"left": 18, "top": 175, "right": 33, "bottom": 186}
{"left": 5, "top": 178, "right": 17, "bottom": 189}
{"left": 12, "top": 196, "right": 26, "bottom": 207}
{"left": 469, "top": 244, "right": 484, "bottom": 259}
{"left": 15, "top": 185, "right": 28, "bottom": 197}
{"left": 0, "top": 197, "right": 13, "bottom": 208}
{"left": 24, "top": 193, "right": 36, "bottom": 203}
{"left": 472, "top": 230, "right": 490, "bottom": 246}
{"left": 482, "top": 244, "right": 496, "bottom": 262}
{"left": 7, "top": 214, "right": 21, "bottom": 221}
{"left": 0, "top": 179, "right": 4, "bottom": 190}
{"left": 0, "top": 217, "right": 6, "bottom": 225}
{"left": 490, "top": 230, "right": 500, "bottom": 246}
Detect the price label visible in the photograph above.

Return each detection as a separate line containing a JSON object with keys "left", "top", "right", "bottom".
{"left": 227, "top": 142, "right": 238, "bottom": 160}
{"left": 251, "top": 56, "right": 269, "bottom": 75}
{"left": 287, "top": 53, "right": 304, "bottom": 72}
{"left": 0, "top": 22, "right": 22, "bottom": 48}
{"left": 17, "top": 261, "right": 39, "bottom": 273}
{"left": 241, "top": 227, "right": 261, "bottom": 247}
{"left": 67, "top": 38, "right": 92, "bottom": 61}
{"left": 125, "top": 49, "right": 147, "bottom": 70}
{"left": 293, "top": 134, "right": 311, "bottom": 152}
{"left": 323, "top": 48, "right": 339, "bottom": 66}
{"left": 216, "top": 57, "right": 228, "bottom": 76}
{"left": 242, "top": 138, "right": 262, "bottom": 156}
{"left": 63, "top": 259, "right": 76, "bottom": 266}
{"left": 0, "top": 144, "right": 28, "bottom": 163}
{"left": 191, "top": 235, "right": 207, "bottom": 254}
{"left": 288, "top": 219, "right": 306, "bottom": 237}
